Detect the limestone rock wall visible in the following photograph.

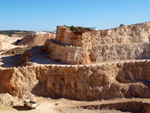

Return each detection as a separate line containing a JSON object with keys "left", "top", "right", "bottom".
{"left": 1, "top": 61, "right": 150, "bottom": 100}
{"left": 43, "top": 40, "right": 91, "bottom": 64}
{"left": 44, "top": 39, "right": 150, "bottom": 64}
{"left": 0, "top": 67, "right": 38, "bottom": 98}
{"left": 56, "top": 26, "right": 83, "bottom": 46}
{"left": 56, "top": 22, "right": 150, "bottom": 46}
{"left": 86, "top": 22, "right": 150, "bottom": 46}
{"left": 45, "top": 22, "right": 150, "bottom": 64}
{"left": 90, "top": 43, "right": 150, "bottom": 62}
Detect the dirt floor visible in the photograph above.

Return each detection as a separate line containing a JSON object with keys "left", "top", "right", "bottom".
{"left": 0, "top": 37, "right": 24, "bottom": 50}
{"left": 0, "top": 37, "right": 25, "bottom": 67}
{"left": 1, "top": 97, "right": 148, "bottom": 113}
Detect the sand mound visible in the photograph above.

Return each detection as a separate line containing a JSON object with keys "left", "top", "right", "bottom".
{"left": 18, "top": 32, "right": 55, "bottom": 46}
{"left": 0, "top": 35, "right": 23, "bottom": 51}
{"left": 0, "top": 34, "right": 8, "bottom": 41}
{"left": 0, "top": 34, "right": 9, "bottom": 50}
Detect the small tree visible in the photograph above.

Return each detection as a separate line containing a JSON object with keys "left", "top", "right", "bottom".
{"left": 119, "top": 24, "right": 125, "bottom": 27}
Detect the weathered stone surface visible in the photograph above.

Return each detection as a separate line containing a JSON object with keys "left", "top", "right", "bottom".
{"left": 43, "top": 40, "right": 91, "bottom": 64}
{"left": 44, "top": 40, "right": 150, "bottom": 64}
{"left": 1, "top": 61, "right": 150, "bottom": 100}
{"left": 44, "top": 22, "right": 150, "bottom": 64}
{"left": 2, "top": 22, "right": 150, "bottom": 102}
{"left": 56, "top": 26, "right": 83, "bottom": 46}
{"left": 56, "top": 22, "right": 150, "bottom": 46}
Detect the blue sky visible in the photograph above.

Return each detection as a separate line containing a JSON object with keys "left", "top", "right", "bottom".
{"left": 0, "top": 0, "right": 150, "bottom": 31}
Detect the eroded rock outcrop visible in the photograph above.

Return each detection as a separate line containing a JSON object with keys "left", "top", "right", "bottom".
{"left": 44, "top": 22, "right": 150, "bottom": 64}
{"left": 43, "top": 40, "right": 90, "bottom": 64}
{"left": 56, "top": 22, "right": 150, "bottom": 46}
{"left": 1, "top": 22, "right": 150, "bottom": 103}
{"left": 1, "top": 61, "right": 150, "bottom": 101}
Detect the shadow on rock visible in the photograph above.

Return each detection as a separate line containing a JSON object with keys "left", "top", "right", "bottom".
{"left": 31, "top": 81, "right": 60, "bottom": 99}
{"left": 0, "top": 55, "right": 19, "bottom": 68}
{"left": 116, "top": 62, "right": 150, "bottom": 98}
{"left": 26, "top": 46, "right": 67, "bottom": 65}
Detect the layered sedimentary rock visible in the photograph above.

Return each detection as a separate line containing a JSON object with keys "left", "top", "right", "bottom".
{"left": 43, "top": 40, "right": 91, "bottom": 64}
{"left": 1, "top": 22, "right": 150, "bottom": 102}
{"left": 44, "top": 39, "right": 150, "bottom": 64}
{"left": 18, "top": 32, "right": 55, "bottom": 46}
{"left": 1, "top": 61, "right": 150, "bottom": 100}
{"left": 56, "top": 22, "right": 150, "bottom": 46}
{"left": 44, "top": 22, "right": 150, "bottom": 64}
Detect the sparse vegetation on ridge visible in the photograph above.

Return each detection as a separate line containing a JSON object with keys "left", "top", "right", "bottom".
{"left": 64, "top": 25, "right": 93, "bottom": 32}
{"left": 119, "top": 24, "right": 125, "bottom": 27}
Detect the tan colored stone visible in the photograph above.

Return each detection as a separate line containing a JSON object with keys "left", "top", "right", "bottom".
{"left": 0, "top": 61, "right": 150, "bottom": 100}
{"left": 44, "top": 22, "right": 150, "bottom": 64}
{"left": 18, "top": 32, "right": 55, "bottom": 46}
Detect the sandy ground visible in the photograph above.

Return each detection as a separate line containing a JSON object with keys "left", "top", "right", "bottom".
{"left": 0, "top": 37, "right": 24, "bottom": 50}
{"left": 0, "top": 97, "right": 147, "bottom": 113}
{"left": 0, "top": 36, "right": 26, "bottom": 67}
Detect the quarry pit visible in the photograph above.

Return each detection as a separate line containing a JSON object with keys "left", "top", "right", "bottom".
{"left": 1, "top": 22, "right": 150, "bottom": 112}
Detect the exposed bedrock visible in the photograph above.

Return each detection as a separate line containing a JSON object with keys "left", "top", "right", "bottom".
{"left": 0, "top": 61, "right": 150, "bottom": 100}
{"left": 44, "top": 39, "right": 150, "bottom": 64}
{"left": 44, "top": 22, "right": 150, "bottom": 64}
{"left": 56, "top": 22, "right": 150, "bottom": 46}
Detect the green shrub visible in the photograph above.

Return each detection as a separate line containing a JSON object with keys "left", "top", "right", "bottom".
{"left": 64, "top": 25, "right": 92, "bottom": 32}
{"left": 70, "top": 26, "right": 78, "bottom": 32}
{"left": 119, "top": 24, "right": 125, "bottom": 27}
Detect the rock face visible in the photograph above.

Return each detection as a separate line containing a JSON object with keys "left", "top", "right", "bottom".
{"left": 0, "top": 67, "right": 38, "bottom": 98}
{"left": 18, "top": 32, "right": 55, "bottom": 46}
{"left": 1, "top": 22, "right": 150, "bottom": 102}
{"left": 44, "top": 22, "right": 150, "bottom": 64}
{"left": 56, "top": 23, "right": 150, "bottom": 46}
{"left": 43, "top": 40, "right": 91, "bottom": 64}
{"left": 56, "top": 26, "right": 83, "bottom": 46}
{"left": 1, "top": 61, "right": 150, "bottom": 101}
